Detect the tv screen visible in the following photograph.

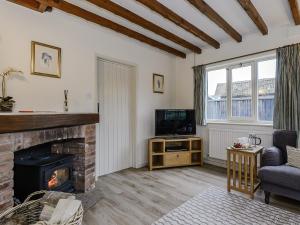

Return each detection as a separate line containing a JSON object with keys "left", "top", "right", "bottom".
{"left": 155, "top": 109, "right": 196, "bottom": 136}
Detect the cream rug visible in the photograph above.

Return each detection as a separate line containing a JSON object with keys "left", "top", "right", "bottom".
{"left": 152, "top": 187, "right": 300, "bottom": 225}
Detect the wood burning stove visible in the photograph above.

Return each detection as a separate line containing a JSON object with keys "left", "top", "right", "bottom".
{"left": 14, "top": 143, "right": 74, "bottom": 202}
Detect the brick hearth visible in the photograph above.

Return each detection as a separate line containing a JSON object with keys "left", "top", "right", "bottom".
{"left": 0, "top": 124, "right": 96, "bottom": 212}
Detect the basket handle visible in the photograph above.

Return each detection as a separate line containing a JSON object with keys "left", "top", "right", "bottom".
{"left": 24, "top": 190, "right": 48, "bottom": 203}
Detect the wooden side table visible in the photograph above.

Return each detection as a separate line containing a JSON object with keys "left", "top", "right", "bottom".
{"left": 227, "top": 146, "right": 263, "bottom": 199}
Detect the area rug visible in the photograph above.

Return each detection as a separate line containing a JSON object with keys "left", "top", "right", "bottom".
{"left": 152, "top": 187, "right": 300, "bottom": 225}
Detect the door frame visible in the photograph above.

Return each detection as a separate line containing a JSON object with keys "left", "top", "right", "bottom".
{"left": 95, "top": 54, "right": 137, "bottom": 177}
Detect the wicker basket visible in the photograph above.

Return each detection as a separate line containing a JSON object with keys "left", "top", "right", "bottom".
{"left": 0, "top": 191, "right": 83, "bottom": 225}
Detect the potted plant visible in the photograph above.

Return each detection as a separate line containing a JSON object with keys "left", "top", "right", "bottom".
{"left": 0, "top": 69, "right": 23, "bottom": 112}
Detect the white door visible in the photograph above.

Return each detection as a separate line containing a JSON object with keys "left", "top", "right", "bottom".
{"left": 97, "top": 59, "right": 135, "bottom": 176}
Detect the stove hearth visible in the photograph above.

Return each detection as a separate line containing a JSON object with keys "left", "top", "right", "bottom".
{"left": 14, "top": 143, "right": 75, "bottom": 202}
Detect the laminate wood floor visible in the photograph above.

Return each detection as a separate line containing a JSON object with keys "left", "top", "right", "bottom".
{"left": 83, "top": 165, "right": 300, "bottom": 225}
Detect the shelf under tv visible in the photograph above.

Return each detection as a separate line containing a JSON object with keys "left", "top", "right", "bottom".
{"left": 156, "top": 135, "right": 196, "bottom": 139}
{"left": 165, "top": 148, "right": 189, "bottom": 152}
{"left": 148, "top": 136, "right": 203, "bottom": 170}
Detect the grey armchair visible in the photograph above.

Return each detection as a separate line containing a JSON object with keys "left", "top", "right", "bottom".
{"left": 258, "top": 130, "right": 299, "bottom": 204}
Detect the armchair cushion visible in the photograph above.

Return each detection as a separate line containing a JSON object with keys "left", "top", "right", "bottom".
{"left": 286, "top": 146, "right": 300, "bottom": 168}
{"left": 261, "top": 147, "right": 284, "bottom": 167}
{"left": 258, "top": 165, "right": 300, "bottom": 191}
{"left": 273, "top": 130, "right": 297, "bottom": 164}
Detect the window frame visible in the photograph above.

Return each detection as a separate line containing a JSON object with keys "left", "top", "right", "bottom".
{"left": 206, "top": 54, "right": 276, "bottom": 124}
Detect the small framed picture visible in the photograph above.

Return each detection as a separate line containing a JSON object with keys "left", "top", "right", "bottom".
{"left": 31, "top": 41, "right": 61, "bottom": 78}
{"left": 153, "top": 74, "right": 164, "bottom": 93}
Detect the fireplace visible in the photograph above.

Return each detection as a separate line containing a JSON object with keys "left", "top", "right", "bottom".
{"left": 0, "top": 113, "right": 99, "bottom": 213}
{"left": 14, "top": 143, "right": 75, "bottom": 202}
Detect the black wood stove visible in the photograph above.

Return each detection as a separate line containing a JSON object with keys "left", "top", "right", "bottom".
{"left": 14, "top": 143, "right": 74, "bottom": 202}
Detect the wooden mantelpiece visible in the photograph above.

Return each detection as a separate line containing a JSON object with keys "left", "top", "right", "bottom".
{"left": 0, "top": 113, "right": 99, "bottom": 134}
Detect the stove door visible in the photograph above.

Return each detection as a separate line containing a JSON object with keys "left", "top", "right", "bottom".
{"left": 44, "top": 162, "right": 73, "bottom": 191}
{"left": 48, "top": 167, "right": 70, "bottom": 190}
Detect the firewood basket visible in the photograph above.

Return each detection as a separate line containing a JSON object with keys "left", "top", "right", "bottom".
{"left": 0, "top": 191, "right": 83, "bottom": 225}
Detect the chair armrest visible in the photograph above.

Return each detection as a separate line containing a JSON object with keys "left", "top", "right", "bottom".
{"left": 261, "top": 147, "right": 284, "bottom": 167}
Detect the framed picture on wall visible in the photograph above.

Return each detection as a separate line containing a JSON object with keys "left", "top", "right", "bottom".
{"left": 31, "top": 41, "right": 61, "bottom": 78}
{"left": 153, "top": 74, "right": 164, "bottom": 93}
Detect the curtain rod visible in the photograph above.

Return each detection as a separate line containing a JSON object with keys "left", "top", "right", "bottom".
{"left": 202, "top": 48, "right": 277, "bottom": 67}
{"left": 193, "top": 43, "right": 299, "bottom": 68}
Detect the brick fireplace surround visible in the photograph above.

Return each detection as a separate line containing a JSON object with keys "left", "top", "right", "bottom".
{"left": 0, "top": 114, "right": 99, "bottom": 213}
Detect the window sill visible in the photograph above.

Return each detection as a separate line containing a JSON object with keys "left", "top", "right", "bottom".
{"left": 206, "top": 121, "right": 273, "bottom": 127}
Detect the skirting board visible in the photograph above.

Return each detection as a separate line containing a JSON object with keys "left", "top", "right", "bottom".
{"left": 204, "top": 157, "right": 226, "bottom": 168}
{"left": 136, "top": 162, "right": 148, "bottom": 169}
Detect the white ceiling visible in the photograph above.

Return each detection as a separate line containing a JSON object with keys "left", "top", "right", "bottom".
{"left": 68, "top": 0, "right": 297, "bottom": 54}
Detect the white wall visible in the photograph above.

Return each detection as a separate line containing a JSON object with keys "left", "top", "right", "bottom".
{"left": 0, "top": 2, "right": 176, "bottom": 169}
{"left": 174, "top": 24, "right": 300, "bottom": 161}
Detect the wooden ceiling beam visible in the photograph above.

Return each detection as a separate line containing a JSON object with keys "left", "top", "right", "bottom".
{"left": 136, "top": 0, "right": 220, "bottom": 49}
{"left": 288, "top": 0, "right": 300, "bottom": 25}
{"left": 237, "top": 0, "right": 268, "bottom": 35}
{"left": 8, "top": 0, "right": 39, "bottom": 12}
{"left": 86, "top": 0, "right": 201, "bottom": 54}
{"left": 38, "top": 2, "right": 49, "bottom": 13}
{"left": 187, "top": 0, "right": 242, "bottom": 42}
{"left": 30, "top": 0, "right": 186, "bottom": 58}
{"left": 7, "top": 0, "right": 52, "bottom": 12}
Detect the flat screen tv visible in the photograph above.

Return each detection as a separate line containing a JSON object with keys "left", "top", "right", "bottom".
{"left": 155, "top": 109, "right": 196, "bottom": 136}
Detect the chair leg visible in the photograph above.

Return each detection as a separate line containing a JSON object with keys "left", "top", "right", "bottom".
{"left": 264, "top": 191, "right": 270, "bottom": 204}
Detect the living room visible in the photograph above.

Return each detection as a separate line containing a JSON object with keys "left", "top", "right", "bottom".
{"left": 0, "top": 0, "right": 300, "bottom": 224}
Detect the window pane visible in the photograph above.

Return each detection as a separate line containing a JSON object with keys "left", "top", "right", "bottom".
{"left": 231, "top": 66, "right": 252, "bottom": 117}
{"left": 207, "top": 69, "right": 227, "bottom": 120}
{"left": 258, "top": 59, "right": 276, "bottom": 121}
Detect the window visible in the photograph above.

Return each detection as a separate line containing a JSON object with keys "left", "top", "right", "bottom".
{"left": 257, "top": 59, "right": 276, "bottom": 121}
{"left": 206, "top": 56, "right": 276, "bottom": 123}
{"left": 207, "top": 69, "right": 227, "bottom": 120}
{"left": 231, "top": 65, "right": 252, "bottom": 118}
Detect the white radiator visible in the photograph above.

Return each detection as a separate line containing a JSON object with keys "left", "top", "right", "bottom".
{"left": 208, "top": 124, "right": 273, "bottom": 160}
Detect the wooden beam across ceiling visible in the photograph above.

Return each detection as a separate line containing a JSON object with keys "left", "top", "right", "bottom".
{"left": 136, "top": 0, "right": 220, "bottom": 49}
{"left": 288, "top": 0, "right": 300, "bottom": 25}
{"left": 8, "top": 0, "right": 186, "bottom": 58}
{"left": 8, "top": 0, "right": 52, "bottom": 12}
{"left": 38, "top": 2, "right": 49, "bottom": 12}
{"left": 187, "top": 0, "right": 242, "bottom": 42}
{"left": 237, "top": 0, "right": 268, "bottom": 35}
{"left": 86, "top": 0, "right": 201, "bottom": 54}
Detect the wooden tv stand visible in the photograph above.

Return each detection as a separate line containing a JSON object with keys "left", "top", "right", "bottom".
{"left": 148, "top": 136, "right": 203, "bottom": 170}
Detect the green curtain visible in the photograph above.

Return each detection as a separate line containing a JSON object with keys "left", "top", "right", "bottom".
{"left": 273, "top": 43, "right": 300, "bottom": 131}
{"left": 193, "top": 65, "right": 207, "bottom": 126}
